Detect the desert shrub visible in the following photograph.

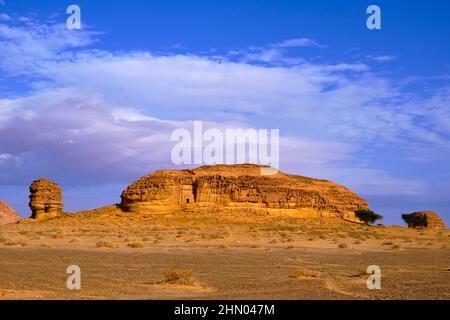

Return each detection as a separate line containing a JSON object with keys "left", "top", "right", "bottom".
{"left": 158, "top": 268, "right": 196, "bottom": 285}
{"left": 391, "top": 244, "right": 401, "bottom": 250}
{"left": 338, "top": 242, "right": 348, "bottom": 249}
{"left": 358, "top": 269, "right": 370, "bottom": 278}
{"left": 401, "top": 213, "right": 426, "bottom": 228}
{"left": 127, "top": 242, "right": 145, "bottom": 248}
{"left": 96, "top": 241, "right": 115, "bottom": 248}
{"left": 290, "top": 267, "right": 320, "bottom": 279}
{"left": 5, "top": 240, "right": 27, "bottom": 246}
{"left": 355, "top": 210, "right": 383, "bottom": 225}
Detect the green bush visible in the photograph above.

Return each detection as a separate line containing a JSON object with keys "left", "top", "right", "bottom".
{"left": 355, "top": 209, "right": 383, "bottom": 225}
{"left": 401, "top": 213, "right": 426, "bottom": 228}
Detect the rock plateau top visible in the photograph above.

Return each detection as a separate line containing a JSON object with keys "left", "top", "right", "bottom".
{"left": 120, "top": 164, "right": 369, "bottom": 221}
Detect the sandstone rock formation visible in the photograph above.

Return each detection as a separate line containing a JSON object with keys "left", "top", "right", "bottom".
{"left": 0, "top": 200, "right": 20, "bottom": 225}
{"left": 29, "top": 179, "right": 63, "bottom": 219}
{"left": 120, "top": 164, "right": 369, "bottom": 220}
{"left": 402, "top": 211, "right": 447, "bottom": 230}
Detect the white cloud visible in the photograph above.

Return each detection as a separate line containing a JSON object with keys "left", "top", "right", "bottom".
{"left": 0, "top": 22, "right": 97, "bottom": 75}
{"left": 278, "top": 38, "right": 324, "bottom": 48}
{"left": 0, "top": 153, "right": 12, "bottom": 160}
{"left": 369, "top": 55, "right": 397, "bottom": 62}
{"left": 227, "top": 38, "right": 324, "bottom": 64}
{"left": 0, "top": 13, "right": 11, "bottom": 21}
{"left": 0, "top": 88, "right": 357, "bottom": 189}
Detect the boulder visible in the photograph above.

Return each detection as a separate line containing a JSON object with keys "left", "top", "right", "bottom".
{"left": 0, "top": 200, "right": 20, "bottom": 225}
{"left": 29, "top": 179, "right": 63, "bottom": 219}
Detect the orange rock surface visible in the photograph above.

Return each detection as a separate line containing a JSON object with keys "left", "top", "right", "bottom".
{"left": 121, "top": 164, "right": 369, "bottom": 220}
{"left": 29, "top": 179, "right": 63, "bottom": 219}
{"left": 0, "top": 200, "right": 20, "bottom": 225}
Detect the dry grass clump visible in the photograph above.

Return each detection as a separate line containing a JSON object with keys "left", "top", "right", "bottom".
{"left": 96, "top": 241, "right": 116, "bottom": 248}
{"left": 338, "top": 242, "right": 348, "bottom": 249}
{"left": 4, "top": 240, "right": 27, "bottom": 247}
{"left": 127, "top": 242, "right": 145, "bottom": 248}
{"left": 290, "top": 267, "right": 320, "bottom": 279}
{"left": 357, "top": 269, "right": 370, "bottom": 279}
{"left": 200, "top": 232, "right": 227, "bottom": 240}
{"left": 158, "top": 268, "right": 196, "bottom": 286}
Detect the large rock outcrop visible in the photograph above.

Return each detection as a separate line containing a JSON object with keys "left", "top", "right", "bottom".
{"left": 29, "top": 179, "right": 63, "bottom": 219}
{"left": 0, "top": 200, "right": 20, "bottom": 225}
{"left": 120, "top": 164, "right": 369, "bottom": 220}
{"left": 402, "top": 211, "right": 447, "bottom": 230}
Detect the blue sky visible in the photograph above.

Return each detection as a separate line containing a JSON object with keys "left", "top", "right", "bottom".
{"left": 0, "top": 0, "right": 449, "bottom": 225}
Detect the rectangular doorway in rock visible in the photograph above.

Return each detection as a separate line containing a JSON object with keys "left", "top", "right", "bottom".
{"left": 180, "top": 184, "right": 195, "bottom": 207}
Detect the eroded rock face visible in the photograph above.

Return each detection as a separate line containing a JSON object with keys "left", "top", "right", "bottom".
{"left": 403, "top": 211, "right": 447, "bottom": 230}
{"left": 29, "top": 179, "right": 63, "bottom": 219}
{"left": 121, "top": 164, "right": 369, "bottom": 220}
{"left": 0, "top": 200, "right": 20, "bottom": 225}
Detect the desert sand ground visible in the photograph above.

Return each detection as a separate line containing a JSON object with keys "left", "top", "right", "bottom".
{"left": 0, "top": 207, "right": 449, "bottom": 299}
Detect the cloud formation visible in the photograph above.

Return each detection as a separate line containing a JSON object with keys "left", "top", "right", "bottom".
{"left": 0, "top": 16, "right": 449, "bottom": 205}
{"left": 368, "top": 55, "right": 397, "bottom": 62}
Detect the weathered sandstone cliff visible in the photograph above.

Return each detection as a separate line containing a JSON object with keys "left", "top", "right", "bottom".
{"left": 120, "top": 164, "right": 369, "bottom": 220}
